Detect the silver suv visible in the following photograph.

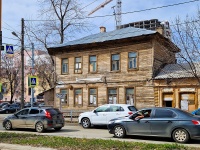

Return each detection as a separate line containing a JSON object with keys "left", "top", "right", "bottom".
{"left": 2, "top": 106, "right": 65, "bottom": 133}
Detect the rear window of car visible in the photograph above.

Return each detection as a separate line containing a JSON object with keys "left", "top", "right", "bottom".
{"left": 128, "top": 106, "right": 137, "bottom": 111}
{"left": 45, "top": 108, "right": 61, "bottom": 115}
{"left": 154, "top": 109, "right": 177, "bottom": 118}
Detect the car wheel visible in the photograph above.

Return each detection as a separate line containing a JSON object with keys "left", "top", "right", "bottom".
{"left": 81, "top": 118, "right": 91, "bottom": 128}
{"left": 114, "top": 125, "right": 126, "bottom": 138}
{"left": 172, "top": 128, "right": 190, "bottom": 143}
{"left": 4, "top": 120, "right": 12, "bottom": 130}
{"left": 54, "top": 127, "right": 62, "bottom": 131}
{"left": 35, "top": 122, "right": 44, "bottom": 133}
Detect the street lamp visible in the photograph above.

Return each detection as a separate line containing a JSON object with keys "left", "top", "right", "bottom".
{"left": 12, "top": 18, "right": 25, "bottom": 109}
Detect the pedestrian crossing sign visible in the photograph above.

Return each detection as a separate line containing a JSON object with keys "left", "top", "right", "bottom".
{"left": 6, "top": 45, "right": 14, "bottom": 54}
{"left": 28, "top": 76, "right": 38, "bottom": 87}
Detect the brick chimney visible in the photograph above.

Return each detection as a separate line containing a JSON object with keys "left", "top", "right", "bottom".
{"left": 100, "top": 26, "right": 106, "bottom": 33}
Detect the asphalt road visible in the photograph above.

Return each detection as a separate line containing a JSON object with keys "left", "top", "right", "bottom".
{"left": 0, "top": 114, "right": 200, "bottom": 148}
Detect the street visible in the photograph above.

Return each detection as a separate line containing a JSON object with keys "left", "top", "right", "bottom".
{"left": 0, "top": 114, "right": 200, "bottom": 148}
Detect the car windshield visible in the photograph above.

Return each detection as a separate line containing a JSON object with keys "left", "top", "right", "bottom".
{"left": 128, "top": 106, "right": 137, "bottom": 111}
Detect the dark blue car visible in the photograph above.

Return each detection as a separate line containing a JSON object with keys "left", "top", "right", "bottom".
{"left": 0, "top": 104, "right": 20, "bottom": 114}
{"left": 107, "top": 107, "right": 200, "bottom": 143}
{"left": 192, "top": 108, "right": 200, "bottom": 115}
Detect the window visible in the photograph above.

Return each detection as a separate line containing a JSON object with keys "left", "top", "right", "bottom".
{"left": 95, "top": 105, "right": 110, "bottom": 112}
{"left": 61, "top": 58, "right": 68, "bottom": 74}
{"left": 89, "top": 88, "right": 97, "bottom": 106}
{"left": 110, "top": 105, "right": 124, "bottom": 112}
{"left": 108, "top": 88, "right": 118, "bottom": 104}
{"left": 74, "top": 88, "right": 82, "bottom": 106}
{"left": 75, "top": 57, "right": 82, "bottom": 73}
{"left": 128, "top": 52, "right": 137, "bottom": 69}
{"left": 29, "top": 109, "right": 39, "bottom": 114}
{"left": 89, "top": 55, "right": 97, "bottom": 72}
{"left": 60, "top": 89, "right": 68, "bottom": 105}
{"left": 154, "top": 109, "right": 176, "bottom": 118}
{"left": 126, "top": 88, "right": 134, "bottom": 105}
{"left": 111, "top": 54, "right": 120, "bottom": 71}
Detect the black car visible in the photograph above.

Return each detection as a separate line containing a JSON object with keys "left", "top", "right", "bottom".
{"left": 107, "top": 107, "right": 200, "bottom": 143}
{"left": 0, "top": 102, "right": 10, "bottom": 108}
{"left": 0, "top": 104, "right": 20, "bottom": 114}
{"left": 2, "top": 106, "right": 65, "bottom": 133}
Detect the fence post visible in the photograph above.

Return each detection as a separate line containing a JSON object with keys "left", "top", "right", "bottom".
{"left": 70, "top": 110, "right": 73, "bottom": 123}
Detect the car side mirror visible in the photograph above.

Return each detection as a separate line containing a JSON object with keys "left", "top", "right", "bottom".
{"left": 93, "top": 110, "right": 97, "bottom": 113}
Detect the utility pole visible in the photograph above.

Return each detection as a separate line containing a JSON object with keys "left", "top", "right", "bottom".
{"left": 21, "top": 18, "right": 25, "bottom": 109}
{"left": 0, "top": 0, "right": 2, "bottom": 77}
{"left": 31, "top": 43, "right": 35, "bottom": 107}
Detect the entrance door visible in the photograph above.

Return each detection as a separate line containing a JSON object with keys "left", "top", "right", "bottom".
{"left": 180, "top": 93, "right": 195, "bottom": 112}
{"left": 163, "top": 93, "right": 173, "bottom": 107}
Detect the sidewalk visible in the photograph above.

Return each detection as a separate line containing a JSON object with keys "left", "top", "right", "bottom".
{"left": 0, "top": 143, "right": 57, "bottom": 150}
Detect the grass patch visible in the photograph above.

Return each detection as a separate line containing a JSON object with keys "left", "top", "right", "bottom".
{"left": 0, "top": 132, "right": 198, "bottom": 150}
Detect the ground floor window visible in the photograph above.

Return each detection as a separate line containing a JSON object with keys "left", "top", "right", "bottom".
{"left": 108, "top": 88, "right": 118, "bottom": 104}
{"left": 125, "top": 88, "right": 134, "bottom": 105}
{"left": 74, "top": 88, "right": 82, "bottom": 106}
{"left": 60, "top": 89, "right": 68, "bottom": 105}
{"left": 180, "top": 93, "right": 195, "bottom": 112}
{"left": 89, "top": 88, "right": 97, "bottom": 106}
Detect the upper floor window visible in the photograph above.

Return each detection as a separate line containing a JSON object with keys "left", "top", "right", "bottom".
{"left": 111, "top": 54, "right": 120, "bottom": 71}
{"left": 89, "top": 88, "right": 97, "bottom": 106}
{"left": 74, "top": 88, "right": 82, "bottom": 106}
{"left": 128, "top": 52, "right": 137, "bottom": 69}
{"left": 89, "top": 55, "right": 97, "bottom": 72}
{"left": 108, "top": 88, "right": 118, "bottom": 104}
{"left": 75, "top": 57, "right": 82, "bottom": 73}
{"left": 61, "top": 58, "right": 68, "bottom": 74}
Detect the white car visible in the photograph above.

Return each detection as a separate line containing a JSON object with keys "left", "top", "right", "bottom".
{"left": 78, "top": 104, "right": 137, "bottom": 128}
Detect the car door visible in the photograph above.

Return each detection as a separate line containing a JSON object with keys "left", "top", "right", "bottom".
{"left": 126, "top": 118, "right": 151, "bottom": 135}
{"left": 12, "top": 108, "right": 30, "bottom": 128}
{"left": 91, "top": 105, "right": 110, "bottom": 125}
{"left": 150, "top": 109, "right": 178, "bottom": 137}
{"left": 106, "top": 105, "right": 125, "bottom": 123}
{"left": 25, "top": 108, "right": 40, "bottom": 128}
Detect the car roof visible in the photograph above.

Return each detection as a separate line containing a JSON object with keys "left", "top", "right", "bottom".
{"left": 102, "top": 104, "right": 134, "bottom": 107}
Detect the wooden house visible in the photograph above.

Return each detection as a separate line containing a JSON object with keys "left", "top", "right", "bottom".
{"left": 47, "top": 26, "right": 180, "bottom": 111}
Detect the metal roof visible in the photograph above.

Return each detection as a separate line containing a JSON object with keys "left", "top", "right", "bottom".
{"left": 154, "top": 63, "right": 200, "bottom": 79}
{"left": 50, "top": 27, "right": 156, "bottom": 48}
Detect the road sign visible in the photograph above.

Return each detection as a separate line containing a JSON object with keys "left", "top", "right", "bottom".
{"left": 6, "top": 45, "right": 14, "bottom": 54}
{"left": 56, "top": 93, "right": 66, "bottom": 99}
{"left": 30, "top": 68, "right": 36, "bottom": 75}
{"left": 28, "top": 76, "right": 38, "bottom": 87}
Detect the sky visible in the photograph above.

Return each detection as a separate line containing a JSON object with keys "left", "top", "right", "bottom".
{"left": 1, "top": 0, "right": 200, "bottom": 50}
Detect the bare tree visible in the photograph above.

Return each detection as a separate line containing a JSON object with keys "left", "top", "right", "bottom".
{"left": 1, "top": 53, "right": 21, "bottom": 103}
{"left": 172, "top": 8, "right": 200, "bottom": 84}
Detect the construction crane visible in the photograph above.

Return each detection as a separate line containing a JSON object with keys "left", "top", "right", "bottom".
{"left": 88, "top": 0, "right": 122, "bottom": 28}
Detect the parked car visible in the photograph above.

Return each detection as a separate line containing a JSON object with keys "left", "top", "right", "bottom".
{"left": 0, "top": 102, "right": 10, "bottom": 108}
{"left": 107, "top": 107, "right": 200, "bottom": 143}
{"left": 0, "top": 104, "right": 20, "bottom": 114}
{"left": 24, "top": 102, "right": 39, "bottom": 108}
{"left": 78, "top": 104, "right": 137, "bottom": 128}
{"left": 2, "top": 106, "right": 65, "bottom": 133}
{"left": 191, "top": 108, "right": 200, "bottom": 115}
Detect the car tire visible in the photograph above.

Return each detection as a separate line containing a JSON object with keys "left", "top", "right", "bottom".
{"left": 81, "top": 118, "right": 91, "bottom": 128}
{"left": 35, "top": 122, "right": 44, "bottom": 133}
{"left": 54, "top": 127, "right": 62, "bottom": 131}
{"left": 172, "top": 128, "right": 190, "bottom": 143}
{"left": 4, "top": 120, "right": 12, "bottom": 130}
{"left": 114, "top": 125, "right": 126, "bottom": 138}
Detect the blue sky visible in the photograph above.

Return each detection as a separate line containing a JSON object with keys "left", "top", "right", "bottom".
{"left": 2, "top": 0, "right": 200, "bottom": 49}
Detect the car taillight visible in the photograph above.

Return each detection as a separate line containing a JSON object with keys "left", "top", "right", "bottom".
{"left": 192, "top": 120, "right": 200, "bottom": 125}
{"left": 45, "top": 111, "right": 52, "bottom": 119}
{"left": 128, "top": 112, "right": 133, "bottom": 115}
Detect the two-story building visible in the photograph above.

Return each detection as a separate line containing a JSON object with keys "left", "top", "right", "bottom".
{"left": 47, "top": 26, "right": 180, "bottom": 110}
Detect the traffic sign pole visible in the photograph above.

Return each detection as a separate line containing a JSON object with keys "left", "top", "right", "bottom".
{"left": 31, "top": 43, "right": 35, "bottom": 107}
